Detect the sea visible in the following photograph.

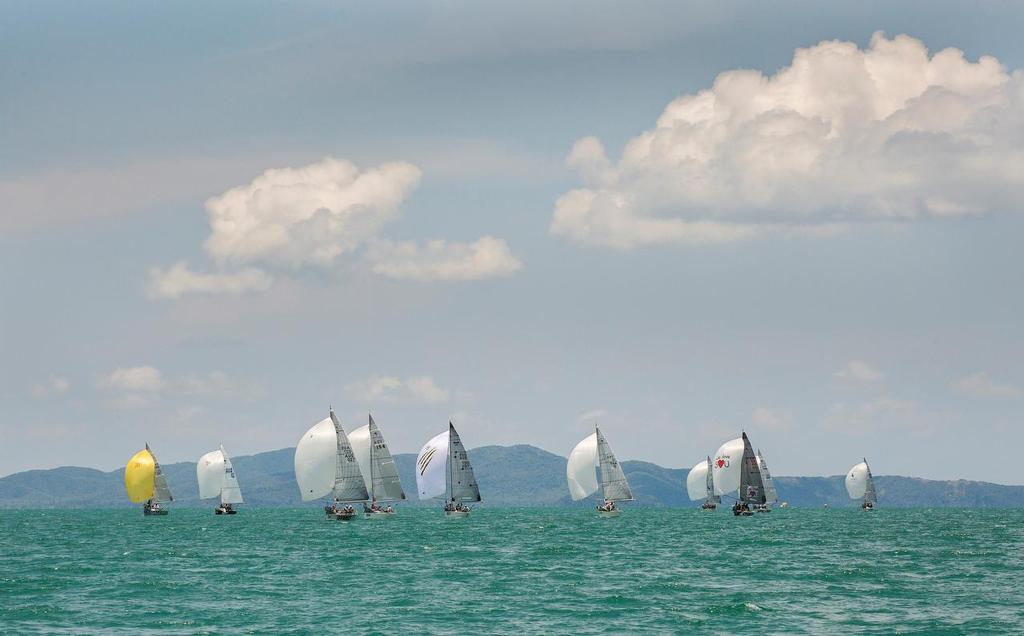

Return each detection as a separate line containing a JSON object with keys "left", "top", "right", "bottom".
{"left": 1, "top": 507, "right": 1021, "bottom": 634}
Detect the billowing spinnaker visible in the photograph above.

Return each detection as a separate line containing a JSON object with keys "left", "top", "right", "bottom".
{"left": 846, "top": 462, "right": 869, "bottom": 500}
{"left": 448, "top": 424, "right": 481, "bottom": 502}
{"left": 197, "top": 450, "right": 225, "bottom": 500}
{"left": 712, "top": 437, "right": 744, "bottom": 496}
{"left": 416, "top": 430, "right": 449, "bottom": 500}
{"left": 295, "top": 417, "right": 338, "bottom": 501}
{"left": 567, "top": 433, "right": 599, "bottom": 501}
{"left": 125, "top": 448, "right": 156, "bottom": 503}
{"left": 349, "top": 424, "right": 373, "bottom": 493}
{"left": 686, "top": 459, "right": 709, "bottom": 501}
{"left": 220, "top": 446, "right": 243, "bottom": 505}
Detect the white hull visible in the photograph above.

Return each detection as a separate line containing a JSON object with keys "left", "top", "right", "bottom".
{"left": 445, "top": 510, "right": 470, "bottom": 518}
{"left": 597, "top": 509, "right": 620, "bottom": 518}
{"left": 365, "top": 510, "right": 396, "bottom": 518}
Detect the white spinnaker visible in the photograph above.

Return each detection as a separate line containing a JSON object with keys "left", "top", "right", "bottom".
{"left": 846, "top": 462, "right": 869, "bottom": 499}
{"left": 349, "top": 424, "right": 373, "bottom": 494}
{"left": 294, "top": 417, "right": 338, "bottom": 501}
{"left": 712, "top": 437, "right": 744, "bottom": 496}
{"left": 416, "top": 429, "right": 449, "bottom": 499}
{"left": 197, "top": 449, "right": 225, "bottom": 500}
{"left": 220, "top": 445, "right": 243, "bottom": 505}
{"left": 686, "top": 459, "right": 709, "bottom": 501}
{"left": 567, "top": 433, "right": 599, "bottom": 501}
{"left": 448, "top": 424, "right": 481, "bottom": 502}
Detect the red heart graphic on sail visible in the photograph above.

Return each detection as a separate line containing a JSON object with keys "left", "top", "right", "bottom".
{"left": 716, "top": 458, "right": 725, "bottom": 468}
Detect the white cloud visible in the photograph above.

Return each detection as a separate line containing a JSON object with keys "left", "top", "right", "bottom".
{"left": 343, "top": 375, "right": 450, "bottom": 404}
{"left": 204, "top": 157, "right": 422, "bottom": 268}
{"left": 751, "top": 407, "right": 792, "bottom": 430}
{"left": 575, "top": 408, "right": 608, "bottom": 424}
{"left": 833, "top": 360, "right": 884, "bottom": 384}
{"left": 146, "top": 262, "right": 272, "bottom": 299}
{"left": 366, "top": 236, "right": 523, "bottom": 282}
{"left": 824, "top": 397, "right": 919, "bottom": 431}
{"left": 100, "top": 366, "right": 164, "bottom": 392}
{"left": 30, "top": 376, "right": 70, "bottom": 398}
{"left": 552, "top": 33, "right": 1024, "bottom": 248}
{"left": 952, "top": 373, "right": 1020, "bottom": 398}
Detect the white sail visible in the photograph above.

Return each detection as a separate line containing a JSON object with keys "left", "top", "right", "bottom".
{"left": 567, "top": 432, "right": 599, "bottom": 501}
{"left": 197, "top": 449, "right": 225, "bottom": 500}
{"left": 329, "top": 411, "right": 369, "bottom": 502}
{"left": 149, "top": 445, "right": 173, "bottom": 503}
{"left": 686, "top": 458, "right": 709, "bottom": 501}
{"left": 295, "top": 416, "right": 339, "bottom": 501}
{"left": 596, "top": 427, "right": 633, "bottom": 502}
{"left": 416, "top": 429, "right": 449, "bottom": 499}
{"left": 219, "top": 445, "right": 244, "bottom": 505}
{"left": 350, "top": 416, "right": 406, "bottom": 502}
{"left": 846, "top": 461, "right": 869, "bottom": 500}
{"left": 712, "top": 437, "right": 744, "bottom": 496}
{"left": 757, "top": 450, "right": 779, "bottom": 504}
{"left": 448, "top": 424, "right": 481, "bottom": 502}
{"left": 863, "top": 460, "right": 877, "bottom": 505}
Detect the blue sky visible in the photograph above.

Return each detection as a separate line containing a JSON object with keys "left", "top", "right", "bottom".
{"left": 2, "top": 1, "right": 1022, "bottom": 482}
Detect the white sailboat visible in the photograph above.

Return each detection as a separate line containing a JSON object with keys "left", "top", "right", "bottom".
{"left": 756, "top": 449, "right": 779, "bottom": 511}
{"left": 567, "top": 426, "right": 634, "bottom": 517}
{"left": 415, "top": 422, "right": 481, "bottom": 517}
{"left": 349, "top": 414, "right": 406, "bottom": 517}
{"left": 294, "top": 409, "right": 369, "bottom": 520}
{"left": 712, "top": 432, "right": 767, "bottom": 516}
{"left": 197, "top": 444, "right": 244, "bottom": 515}
{"left": 686, "top": 456, "right": 720, "bottom": 510}
{"left": 846, "top": 458, "right": 878, "bottom": 510}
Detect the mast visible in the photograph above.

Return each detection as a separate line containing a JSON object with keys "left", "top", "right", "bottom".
{"left": 368, "top": 414, "right": 375, "bottom": 502}
{"left": 447, "top": 422, "right": 454, "bottom": 502}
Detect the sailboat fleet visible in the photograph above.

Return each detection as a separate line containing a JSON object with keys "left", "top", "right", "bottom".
{"left": 122, "top": 420, "right": 878, "bottom": 517}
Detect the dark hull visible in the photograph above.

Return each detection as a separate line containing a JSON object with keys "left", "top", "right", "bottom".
{"left": 215, "top": 508, "right": 237, "bottom": 515}
{"left": 143, "top": 508, "right": 168, "bottom": 516}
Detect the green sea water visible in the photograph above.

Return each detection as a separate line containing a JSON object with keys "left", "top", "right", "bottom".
{"left": 1, "top": 507, "right": 1021, "bottom": 634}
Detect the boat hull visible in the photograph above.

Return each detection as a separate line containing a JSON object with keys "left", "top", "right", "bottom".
{"left": 365, "top": 510, "right": 395, "bottom": 518}
{"left": 215, "top": 508, "right": 237, "bottom": 515}
{"left": 597, "top": 509, "right": 621, "bottom": 518}
{"left": 143, "top": 508, "right": 168, "bottom": 516}
{"left": 445, "top": 510, "right": 470, "bottom": 518}
{"left": 330, "top": 510, "right": 357, "bottom": 521}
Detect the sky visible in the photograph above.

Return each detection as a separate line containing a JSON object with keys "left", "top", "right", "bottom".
{"left": 2, "top": 1, "right": 1023, "bottom": 483}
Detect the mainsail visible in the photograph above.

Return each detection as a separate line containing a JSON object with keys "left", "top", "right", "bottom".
{"left": 350, "top": 415, "right": 406, "bottom": 502}
{"left": 596, "top": 427, "right": 633, "bottom": 502}
{"left": 756, "top": 450, "right": 778, "bottom": 504}
{"left": 219, "top": 446, "right": 244, "bottom": 504}
{"left": 294, "top": 410, "right": 369, "bottom": 503}
{"left": 148, "top": 444, "right": 173, "bottom": 503}
{"left": 448, "top": 423, "right": 481, "bottom": 502}
{"left": 739, "top": 433, "right": 766, "bottom": 505}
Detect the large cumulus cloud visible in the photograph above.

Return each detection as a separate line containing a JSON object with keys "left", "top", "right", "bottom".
{"left": 552, "top": 33, "right": 1024, "bottom": 248}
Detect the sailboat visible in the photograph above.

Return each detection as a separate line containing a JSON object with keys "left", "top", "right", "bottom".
{"left": 125, "top": 443, "right": 173, "bottom": 516}
{"left": 415, "top": 422, "right": 481, "bottom": 517}
{"left": 686, "top": 456, "right": 720, "bottom": 510}
{"left": 755, "top": 449, "right": 779, "bottom": 512}
{"left": 349, "top": 414, "right": 406, "bottom": 517}
{"left": 294, "top": 409, "right": 369, "bottom": 520}
{"left": 566, "top": 426, "right": 634, "bottom": 517}
{"left": 197, "top": 445, "right": 244, "bottom": 515}
{"left": 846, "top": 458, "right": 878, "bottom": 510}
{"left": 712, "top": 432, "right": 766, "bottom": 516}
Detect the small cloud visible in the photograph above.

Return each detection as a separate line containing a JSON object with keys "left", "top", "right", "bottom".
{"left": 575, "top": 408, "right": 608, "bottom": 424}
{"left": 177, "top": 370, "right": 252, "bottom": 398}
{"left": 751, "top": 407, "right": 792, "bottom": 431}
{"left": 833, "top": 360, "right": 884, "bottom": 384}
{"left": 824, "top": 397, "right": 919, "bottom": 431}
{"left": 31, "top": 376, "right": 70, "bottom": 398}
{"left": 100, "top": 366, "right": 164, "bottom": 392}
{"left": 344, "top": 375, "right": 450, "bottom": 404}
{"left": 952, "top": 373, "right": 1020, "bottom": 398}
{"left": 105, "top": 394, "right": 155, "bottom": 410}
{"left": 146, "top": 262, "right": 272, "bottom": 299}
{"left": 366, "top": 236, "right": 523, "bottom": 282}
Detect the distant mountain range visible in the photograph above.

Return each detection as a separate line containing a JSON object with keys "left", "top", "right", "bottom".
{"left": 2, "top": 444, "right": 1022, "bottom": 508}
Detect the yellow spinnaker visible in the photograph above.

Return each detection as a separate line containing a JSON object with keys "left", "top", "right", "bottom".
{"left": 125, "top": 448, "right": 156, "bottom": 503}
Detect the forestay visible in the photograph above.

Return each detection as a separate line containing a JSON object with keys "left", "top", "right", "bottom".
{"left": 567, "top": 433, "right": 599, "bottom": 501}
{"left": 449, "top": 424, "right": 481, "bottom": 502}
{"left": 596, "top": 427, "right": 633, "bottom": 502}
{"left": 416, "top": 429, "right": 450, "bottom": 499}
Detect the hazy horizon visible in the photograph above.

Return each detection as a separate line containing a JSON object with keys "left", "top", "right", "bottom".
{"left": 3, "top": 2, "right": 1023, "bottom": 483}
